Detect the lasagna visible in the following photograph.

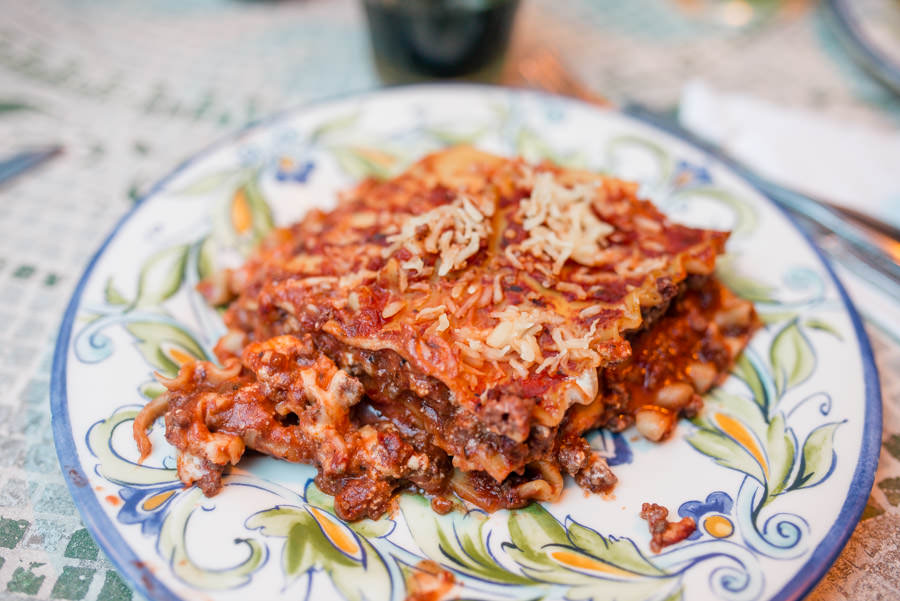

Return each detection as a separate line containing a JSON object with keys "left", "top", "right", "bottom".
{"left": 134, "top": 146, "right": 759, "bottom": 521}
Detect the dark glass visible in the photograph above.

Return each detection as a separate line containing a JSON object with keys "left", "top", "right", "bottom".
{"left": 363, "top": 0, "right": 520, "bottom": 81}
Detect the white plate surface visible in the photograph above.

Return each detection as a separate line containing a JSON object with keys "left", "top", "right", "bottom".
{"left": 51, "top": 85, "right": 881, "bottom": 601}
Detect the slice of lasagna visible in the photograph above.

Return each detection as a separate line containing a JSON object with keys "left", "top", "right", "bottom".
{"left": 134, "top": 146, "right": 759, "bottom": 520}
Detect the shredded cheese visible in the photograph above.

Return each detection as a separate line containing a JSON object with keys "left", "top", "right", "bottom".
{"left": 485, "top": 306, "right": 558, "bottom": 365}
{"left": 476, "top": 302, "right": 602, "bottom": 376}
{"left": 492, "top": 275, "right": 504, "bottom": 304}
{"left": 516, "top": 172, "right": 615, "bottom": 273}
{"left": 579, "top": 304, "right": 607, "bottom": 318}
{"left": 537, "top": 319, "right": 601, "bottom": 374}
{"left": 416, "top": 305, "right": 447, "bottom": 321}
{"left": 555, "top": 280, "right": 588, "bottom": 299}
{"left": 382, "top": 300, "right": 405, "bottom": 319}
{"left": 383, "top": 194, "right": 493, "bottom": 277}
{"left": 615, "top": 255, "right": 668, "bottom": 278}
{"left": 400, "top": 256, "right": 425, "bottom": 275}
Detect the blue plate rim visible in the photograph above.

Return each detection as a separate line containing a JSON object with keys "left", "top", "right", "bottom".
{"left": 50, "top": 82, "right": 882, "bottom": 601}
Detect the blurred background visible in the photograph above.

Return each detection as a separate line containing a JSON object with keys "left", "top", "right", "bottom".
{"left": 0, "top": 1, "right": 899, "bottom": 600}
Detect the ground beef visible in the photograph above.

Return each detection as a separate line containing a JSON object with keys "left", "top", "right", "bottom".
{"left": 640, "top": 502, "right": 696, "bottom": 553}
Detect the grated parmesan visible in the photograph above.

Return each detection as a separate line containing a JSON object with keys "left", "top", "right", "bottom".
{"left": 492, "top": 275, "right": 503, "bottom": 304}
{"left": 537, "top": 319, "right": 601, "bottom": 374}
{"left": 416, "top": 305, "right": 448, "bottom": 321}
{"left": 516, "top": 172, "right": 615, "bottom": 274}
{"left": 383, "top": 194, "right": 493, "bottom": 277}
{"left": 486, "top": 306, "right": 556, "bottom": 365}
{"left": 400, "top": 256, "right": 426, "bottom": 275}
{"left": 382, "top": 300, "right": 405, "bottom": 319}
{"left": 615, "top": 255, "right": 668, "bottom": 278}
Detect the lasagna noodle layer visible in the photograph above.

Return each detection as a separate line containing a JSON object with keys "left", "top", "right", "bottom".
{"left": 138, "top": 276, "right": 757, "bottom": 520}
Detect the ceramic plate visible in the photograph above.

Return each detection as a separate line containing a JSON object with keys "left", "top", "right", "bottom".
{"left": 51, "top": 85, "right": 880, "bottom": 601}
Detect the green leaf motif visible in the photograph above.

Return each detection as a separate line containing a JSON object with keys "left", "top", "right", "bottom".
{"left": 565, "top": 522, "right": 663, "bottom": 577}
{"left": 704, "top": 390, "right": 769, "bottom": 441}
{"left": 398, "top": 494, "right": 531, "bottom": 585}
{"left": 506, "top": 507, "right": 678, "bottom": 601}
{"left": 793, "top": 422, "right": 843, "bottom": 490}
{"left": 139, "top": 381, "right": 167, "bottom": 400}
{"left": 732, "top": 353, "right": 768, "bottom": 414}
{"left": 181, "top": 168, "right": 271, "bottom": 265}
{"left": 803, "top": 318, "right": 844, "bottom": 341}
{"left": 247, "top": 505, "right": 391, "bottom": 601}
{"left": 245, "top": 495, "right": 685, "bottom": 601}
{"left": 209, "top": 173, "right": 276, "bottom": 258}
{"left": 246, "top": 506, "right": 309, "bottom": 538}
{"left": 174, "top": 168, "right": 245, "bottom": 195}
{"left": 759, "top": 310, "right": 800, "bottom": 325}
{"left": 426, "top": 125, "right": 489, "bottom": 146}
{"left": 673, "top": 187, "right": 757, "bottom": 239}
{"left": 517, "top": 128, "right": 556, "bottom": 164}
{"left": 252, "top": 508, "right": 352, "bottom": 583}
{"left": 305, "top": 483, "right": 392, "bottom": 539}
{"left": 690, "top": 386, "right": 806, "bottom": 505}
{"left": 104, "top": 277, "right": 130, "bottom": 306}
{"left": 687, "top": 429, "right": 766, "bottom": 485}
{"left": 660, "top": 588, "right": 685, "bottom": 601}
{"left": 605, "top": 135, "right": 673, "bottom": 190}
{"left": 506, "top": 507, "right": 578, "bottom": 588}
{"left": 242, "top": 176, "right": 274, "bottom": 242}
{"left": 715, "top": 255, "right": 775, "bottom": 303}
{"left": 765, "top": 414, "right": 795, "bottom": 498}
{"left": 124, "top": 322, "right": 208, "bottom": 377}
{"left": 310, "top": 112, "right": 359, "bottom": 143}
{"left": 507, "top": 503, "right": 569, "bottom": 567}
{"left": 284, "top": 519, "right": 318, "bottom": 580}
{"left": 134, "top": 244, "right": 189, "bottom": 307}
{"left": 87, "top": 409, "right": 177, "bottom": 486}
{"left": 770, "top": 320, "right": 815, "bottom": 397}
{"left": 161, "top": 489, "right": 265, "bottom": 589}
{"left": 516, "top": 129, "right": 585, "bottom": 168}
{"left": 196, "top": 235, "right": 216, "bottom": 282}
{"left": 331, "top": 146, "right": 398, "bottom": 180}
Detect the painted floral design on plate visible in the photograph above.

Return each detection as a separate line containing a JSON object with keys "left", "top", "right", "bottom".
{"left": 52, "top": 86, "right": 878, "bottom": 601}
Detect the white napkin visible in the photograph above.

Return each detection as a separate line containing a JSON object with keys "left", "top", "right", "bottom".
{"left": 679, "top": 80, "right": 900, "bottom": 342}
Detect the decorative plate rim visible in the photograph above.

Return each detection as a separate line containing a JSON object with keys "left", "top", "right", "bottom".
{"left": 826, "top": 0, "right": 900, "bottom": 95}
{"left": 49, "top": 83, "right": 882, "bottom": 601}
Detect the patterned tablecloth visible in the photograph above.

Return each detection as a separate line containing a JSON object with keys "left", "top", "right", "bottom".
{"left": 0, "top": 1, "right": 897, "bottom": 600}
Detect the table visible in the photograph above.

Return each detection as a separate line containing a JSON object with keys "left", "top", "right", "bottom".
{"left": 0, "top": 1, "right": 897, "bottom": 599}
